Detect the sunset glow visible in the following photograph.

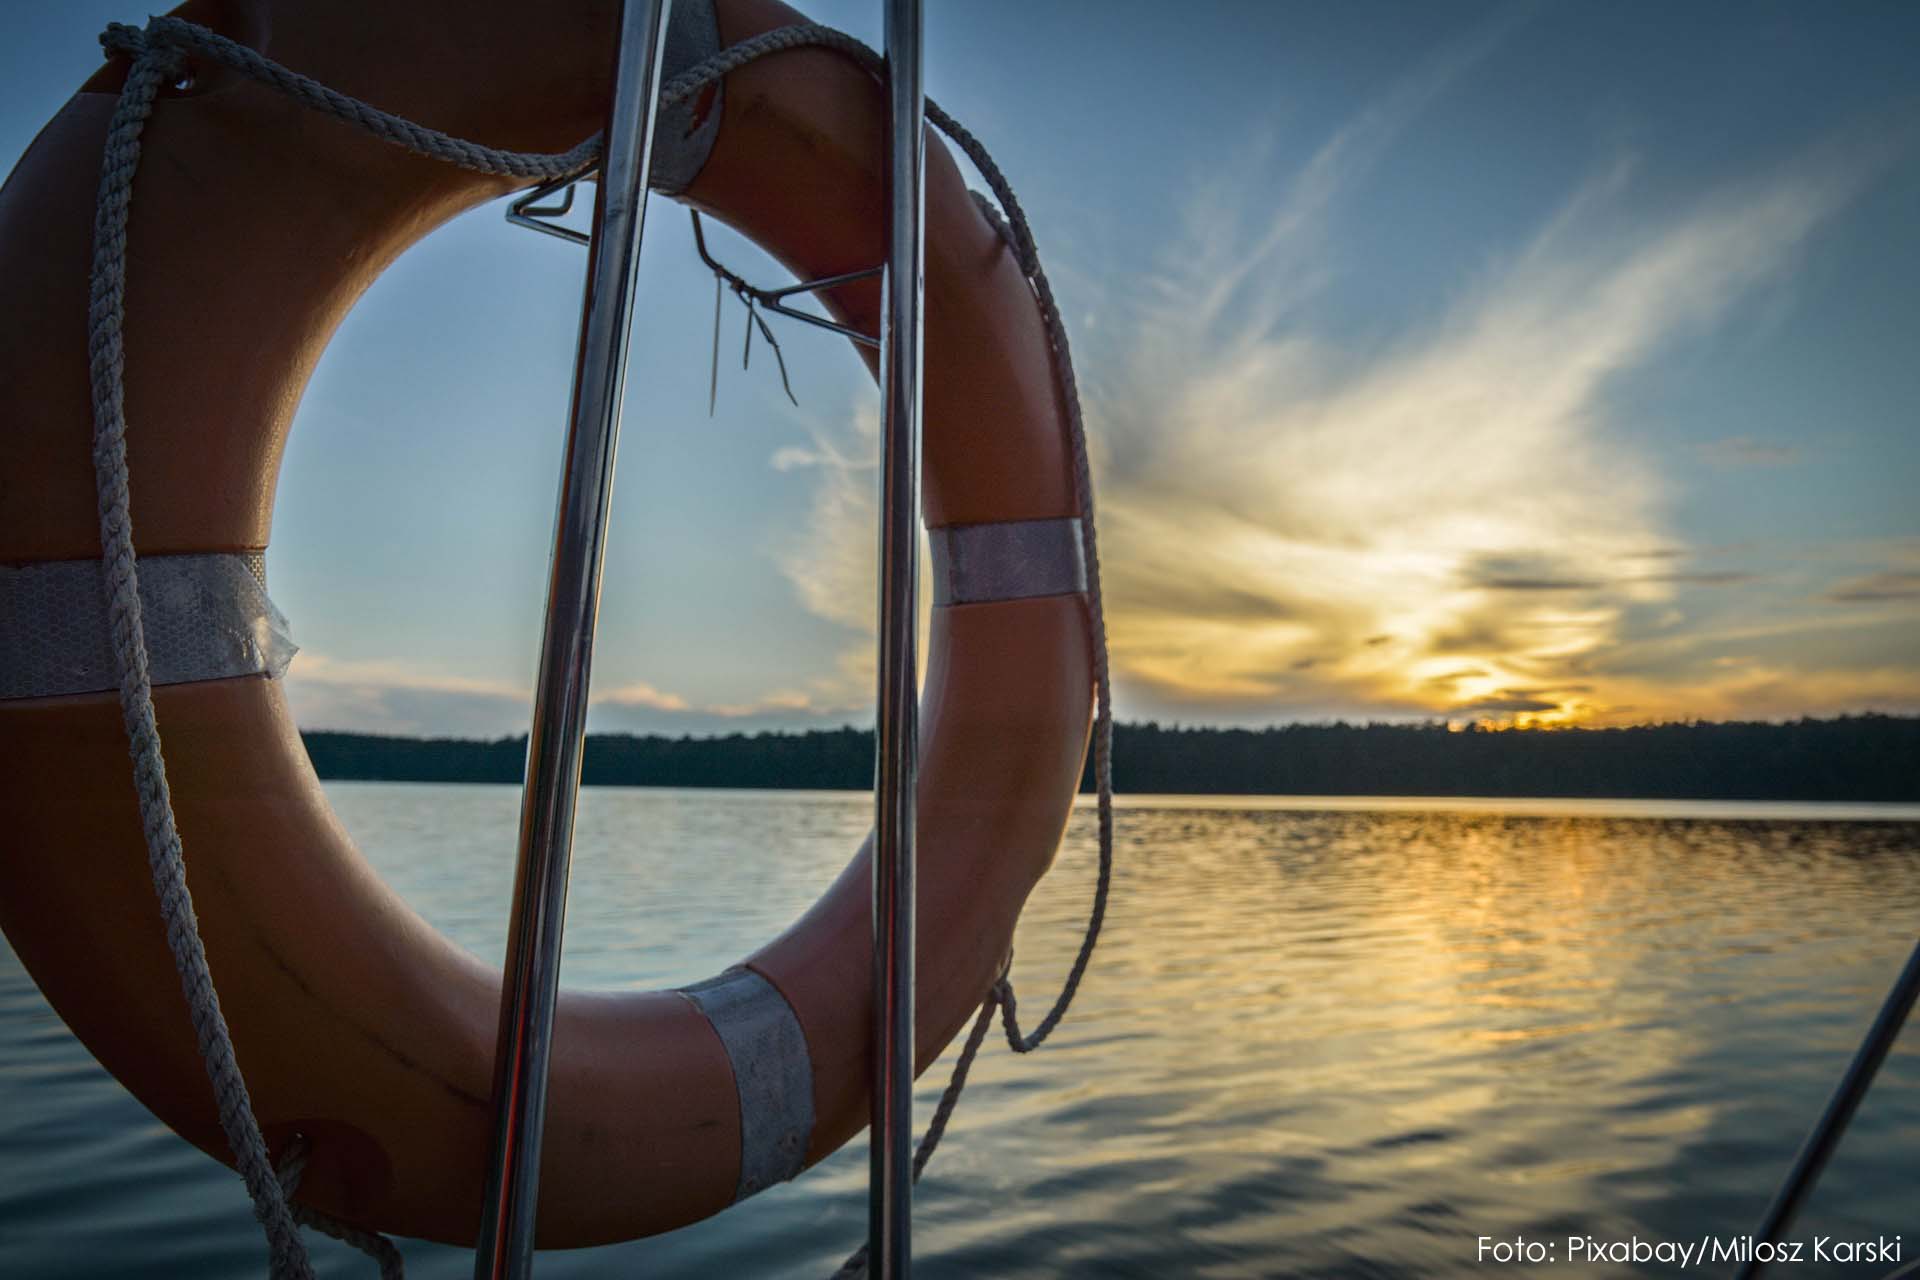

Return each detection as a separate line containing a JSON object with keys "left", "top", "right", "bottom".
{"left": 11, "top": 2, "right": 1911, "bottom": 738}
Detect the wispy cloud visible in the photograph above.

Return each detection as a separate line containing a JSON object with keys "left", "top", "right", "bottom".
{"left": 1633, "top": 569, "right": 1758, "bottom": 587}
{"left": 1573, "top": 662, "right": 1920, "bottom": 725}
{"left": 598, "top": 680, "right": 690, "bottom": 712}
{"left": 284, "top": 655, "right": 529, "bottom": 736}
{"left": 1075, "top": 78, "right": 1907, "bottom": 725}
{"left": 284, "top": 653, "right": 859, "bottom": 738}
{"left": 1825, "top": 569, "right": 1920, "bottom": 604}
{"left": 757, "top": 55, "right": 1912, "bottom": 729}
{"left": 764, "top": 401, "right": 938, "bottom": 711}
{"left": 769, "top": 406, "right": 880, "bottom": 637}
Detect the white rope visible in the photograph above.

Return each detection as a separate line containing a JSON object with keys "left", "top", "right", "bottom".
{"left": 827, "top": 990, "right": 1001, "bottom": 1278}
{"left": 89, "top": 15, "right": 1114, "bottom": 1278}
{"left": 87, "top": 34, "right": 315, "bottom": 1279}
{"left": 276, "top": 1138, "right": 407, "bottom": 1280}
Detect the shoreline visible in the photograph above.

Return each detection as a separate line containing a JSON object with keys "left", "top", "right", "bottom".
{"left": 300, "top": 715, "right": 1920, "bottom": 803}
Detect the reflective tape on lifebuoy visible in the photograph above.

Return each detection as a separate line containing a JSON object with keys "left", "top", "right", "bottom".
{"left": 0, "top": 0, "right": 1091, "bottom": 1248}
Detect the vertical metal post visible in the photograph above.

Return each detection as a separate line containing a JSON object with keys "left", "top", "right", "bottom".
{"left": 1735, "top": 936, "right": 1920, "bottom": 1280}
{"left": 473, "top": 2, "right": 673, "bottom": 1276}
{"left": 870, "top": 0, "right": 925, "bottom": 1277}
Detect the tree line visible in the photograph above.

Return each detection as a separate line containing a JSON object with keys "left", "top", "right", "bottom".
{"left": 299, "top": 714, "right": 1920, "bottom": 801}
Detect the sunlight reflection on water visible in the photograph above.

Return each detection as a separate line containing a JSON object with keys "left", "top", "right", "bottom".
{"left": 3, "top": 786, "right": 1916, "bottom": 1277}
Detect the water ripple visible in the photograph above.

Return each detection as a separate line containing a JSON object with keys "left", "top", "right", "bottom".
{"left": 1, "top": 787, "right": 1915, "bottom": 1276}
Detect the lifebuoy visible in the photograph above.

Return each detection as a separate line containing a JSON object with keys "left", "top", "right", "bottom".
{"left": 0, "top": 0, "right": 1093, "bottom": 1248}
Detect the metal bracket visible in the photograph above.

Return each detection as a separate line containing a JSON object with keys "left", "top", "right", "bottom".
{"left": 505, "top": 168, "right": 598, "bottom": 246}
{"left": 507, "top": 191, "right": 880, "bottom": 411}
{"left": 509, "top": 192, "right": 881, "bottom": 350}
{"left": 689, "top": 210, "right": 882, "bottom": 350}
{"left": 690, "top": 210, "right": 881, "bottom": 411}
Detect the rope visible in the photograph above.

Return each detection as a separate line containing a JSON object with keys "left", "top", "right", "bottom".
{"left": 941, "top": 117, "right": 1116, "bottom": 1060}
{"left": 704, "top": 9, "right": 1122, "bottom": 1064}
{"left": 276, "top": 1139, "right": 408, "bottom": 1280}
{"left": 89, "top": 12, "right": 1114, "bottom": 1277}
{"left": 87, "top": 33, "right": 314, "bottom": 1280}
{"left": 101, "top": 20, "right": 599, "bottom": 180}
{"left": 827, "top": 990, "right": 1002, "bottom": 1278}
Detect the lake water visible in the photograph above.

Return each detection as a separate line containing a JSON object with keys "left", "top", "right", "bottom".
{"left": 4, "top": 785, "right": 1918, "bottom": 1277}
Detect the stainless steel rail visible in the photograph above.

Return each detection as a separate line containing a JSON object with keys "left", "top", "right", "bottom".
{"left": 1735, "top": 936, "right": 1920, "bottom": 1280}
{"left": 473, "top": 2, "right": 674, "bottom": 1276}
{"left": 870, "top": 0, "right": 927, "bottom": 1275}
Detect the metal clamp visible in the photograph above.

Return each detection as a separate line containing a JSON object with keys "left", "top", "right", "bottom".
{"left": 505, "top": 169, "right": 597, "bottom": 247}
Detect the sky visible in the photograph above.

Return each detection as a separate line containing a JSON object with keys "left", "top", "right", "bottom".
{"left": 6, "top": 1, "right": 1919, "bottom": 737}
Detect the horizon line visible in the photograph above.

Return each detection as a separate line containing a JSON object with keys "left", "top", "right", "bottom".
{"left": 294, "top": 710, "right": 1920, "bottom": 744}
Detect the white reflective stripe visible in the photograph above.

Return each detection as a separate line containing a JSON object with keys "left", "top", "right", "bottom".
{"left": 927, "top": 516, "right": 1086, "bottom": 607}
{"left": 679, "top": 968, "right": 815, "bottom": 1200}
{"left": 0, "top": 553, "right": 296, "bottom": 700}
{"left": 651, "top": 0, "right": 722, "bottom": 196}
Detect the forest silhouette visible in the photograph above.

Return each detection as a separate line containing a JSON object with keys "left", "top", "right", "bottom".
{"left": 301, "top": 714, "right": 1920, "bottom": 801}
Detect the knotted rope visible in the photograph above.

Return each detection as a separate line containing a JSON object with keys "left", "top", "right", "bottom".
{"left": 91, "top": 13, "right": 1114, "bottom": 1278}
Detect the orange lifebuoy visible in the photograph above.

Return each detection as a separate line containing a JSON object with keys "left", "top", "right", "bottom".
{"left": 0, "top": 0, "right": 1092, "bottom": 1249}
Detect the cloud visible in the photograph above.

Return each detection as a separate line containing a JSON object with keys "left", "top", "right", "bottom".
{"left": 681, "top": 30, "right": 1914, "bottom": 733}
{"left": 1076, "top": 91, "right": 1903, "bottom": 725}
{"left": 283, "top": 655, "right": 530, "bottom": 736}
{"left": 283, "top": 652, "right": 861, "bottom": 738}
{"left": 1633, "top": 569, "right": 1757, "bottom": 587}
{"left": 1451, "top": 695, "right": 1561, "bottom": 716}
{"left": 1825, "top": 569, "right": 1920, "bottom": 604}
{"left": 1455, "top": 552, "right": 1758, "bottom": 594}
{"left": 597, "top": 681, "right": 690, "bottom": 712}
{"left": 282, "top": 400, "right": 938, "bottom": 739}
{"left": 763, "top": 402, "right": 937, "bottom": 711}
{"left": 1698, "top": 436, "right": 1800, "bottom": 468}
{"left": 773, "top": 406, "right": 880, "bottom": 637}
{"left": 1578, "top": 663, "right": 1920, "bottom": 726}
{"left": 766, "top": 81, "right": 1908, "bottom": 729}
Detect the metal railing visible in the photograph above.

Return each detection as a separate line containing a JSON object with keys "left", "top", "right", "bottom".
{"left": 473, "top": 0, "right": 929, "bottom": 1274}
{"left": 870, "top": 2, "right": 927, "bottom": 1275}
{"left": 474, "top": 2, "right": 676, "bottom": 1276}
{"left": 1736, "top": 936, "right": 1920, "bottom": 1280}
